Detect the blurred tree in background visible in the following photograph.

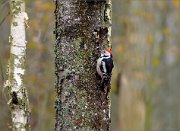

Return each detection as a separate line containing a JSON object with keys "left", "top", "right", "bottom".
{"left": 112, "top": 0, "right": 180, "bottom": 131}
{"left": 1, "top": 0, "right": 180, "bottom": 131}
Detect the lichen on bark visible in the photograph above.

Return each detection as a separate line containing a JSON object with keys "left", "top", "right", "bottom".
{"left": 54, "top": 0, "right": 112, "bottom": 130}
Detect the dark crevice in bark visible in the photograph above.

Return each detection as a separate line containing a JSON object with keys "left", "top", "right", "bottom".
{"left": 11, "top": 91, "right": 19, "bottom": 105}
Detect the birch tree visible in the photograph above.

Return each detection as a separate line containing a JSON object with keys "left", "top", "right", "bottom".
{"left": 54, "top": 0, "right": 112, "bottom": 130}
{"left": 4, "top": 0, "right": 30, "bottom": 130}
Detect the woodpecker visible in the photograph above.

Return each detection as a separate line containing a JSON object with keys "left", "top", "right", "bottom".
{"left": 96, "top": 49, "right": 114, "bottom": 92}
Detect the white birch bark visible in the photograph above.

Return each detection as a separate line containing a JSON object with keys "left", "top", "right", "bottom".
{"left": 4, "top": 0, "right": 30, "bottom": 130}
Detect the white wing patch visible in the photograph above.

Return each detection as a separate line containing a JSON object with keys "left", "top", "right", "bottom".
{"left": 97, "top": 57, "right": 103, "bottom": 77}
{"left": 102, "top": 61, "right": 107, "bottom": 74}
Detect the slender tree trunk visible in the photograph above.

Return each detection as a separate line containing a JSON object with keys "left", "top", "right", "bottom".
{"left": 54, "top": 0, "right": 112, "bottom": 130}
{"left": 4, "top": 0, "right": 30, "bottom": 130}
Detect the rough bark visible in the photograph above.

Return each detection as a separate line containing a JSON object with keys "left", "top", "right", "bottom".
{"left": 54, "top": 0, "right": 112, "bottom": 130}
{"left": 4, "top": 0, "right": 30, "bottom": 130}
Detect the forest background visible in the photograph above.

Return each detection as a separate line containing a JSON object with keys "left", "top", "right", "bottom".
{"left": 0, "top": 0, "right": 180, "bottom": 131}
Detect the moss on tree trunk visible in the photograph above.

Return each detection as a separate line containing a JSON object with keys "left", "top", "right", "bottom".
{"left": 54, "top": 0, "right": 112, "bottom": 130}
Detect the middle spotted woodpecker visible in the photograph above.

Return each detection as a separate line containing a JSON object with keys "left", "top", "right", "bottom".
{"left": 96, "top": 49, "right": 114, "bottom": 92}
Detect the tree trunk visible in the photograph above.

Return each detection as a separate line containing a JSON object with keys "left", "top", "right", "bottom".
{"left": 54, "top": 0, "right": 112, "bottom": 130}
{"left": 4, "top": 0, "right": 30, "bottom": 130}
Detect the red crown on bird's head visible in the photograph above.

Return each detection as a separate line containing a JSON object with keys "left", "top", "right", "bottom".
{"left": 105, "top": 49, "right": 112, "bottom": 54}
